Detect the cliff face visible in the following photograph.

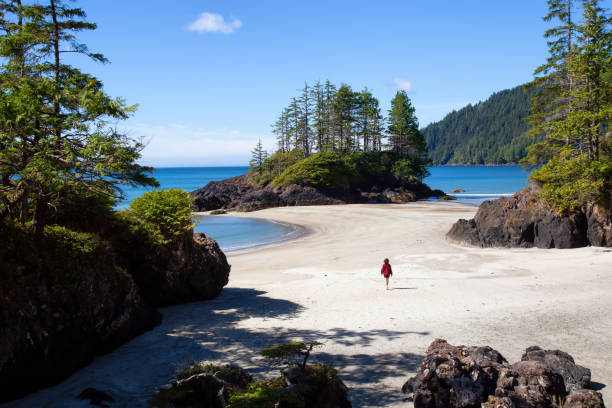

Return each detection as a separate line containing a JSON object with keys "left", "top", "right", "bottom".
{"left": 0, "top": 224, "right": 230, "bottom": 402}
{"left": 192, "top": 174, "right": 443, "bottom": 212}
{"left": 447, "top": 187, "right": 612, "bottom": 248}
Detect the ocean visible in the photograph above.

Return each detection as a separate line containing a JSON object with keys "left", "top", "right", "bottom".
{"left": 118, "top": 166, "right": 530, "bottom": 251}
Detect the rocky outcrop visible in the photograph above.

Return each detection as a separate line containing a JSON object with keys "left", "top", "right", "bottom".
{"left": 123, "top": 232, "right": 230, "bottom": 307}
{"left": 191, "top": 173, "right": 444, "bottom": 212}
{"left": 447, "top": 187, "right": 612, "bottom": 248}
{"left": 0, "top": 258, "right": 161, "bottom": 402}
{"left": 150, "top": 364, "right": 253, "bottom": 408}
{"left": 151, "top": 362, "right": 351, "bottom": 408}
{"left": 280, "top": 365, "right": 352, "bottom": 408}
{"left": 402, "top": 339, "right": 605, "bottom": 408}
{"left": 0, "top": 223, "right": 230, "bottom": 402}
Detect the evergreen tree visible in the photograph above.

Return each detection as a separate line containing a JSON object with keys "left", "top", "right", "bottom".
{"left": 0, "top": 0, "right": 156, "bottom": 234}
{"left": 526, "top": 0, "right": 612, "bottom": 213}
{"left": 332, "top": 84, "right": 358, "bottom": 152}
{"left": 297, "top": 82, "right": 312, "bottom": 155}
{"left": 323, "top": 80, "right": 337, "bottom": 150}
{"left": 249, "top": 139, "right": 268, "bottom": 171}
{"left": 387, "top": 91, "right": 427, "bottom": 158}
{"left": 356, "top": 88, "right": 383, "bottom": 152}
{"left": 310, "top": 80, "right": 326, "bottom": 153}
{"left": 525, "top": 0, "right": 577, "bottom": 164}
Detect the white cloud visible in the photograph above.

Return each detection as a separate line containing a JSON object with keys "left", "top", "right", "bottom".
{"left": 392, "top": 78, "right": 413, "bottom": 93}
{"left": 123, "top": 123, "right": 274, "bottom": 167}
{"left": 187, "top": 12, "right": 242, "bottom": 34}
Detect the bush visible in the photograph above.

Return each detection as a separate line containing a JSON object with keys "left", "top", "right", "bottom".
{"left": 129, "top": 189, "right": 195, "bottom": 244}
{"left": 250, "top": 150, "right": 305, "bottom": 186}
{"left": 529, "top": 151, "right": 612, "bottom": 213}
{"left": 272, "top": 152, "right": 357, "bottom": 189}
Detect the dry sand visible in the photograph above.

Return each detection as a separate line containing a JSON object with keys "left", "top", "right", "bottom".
{"left": 8, "top": 202, "right": 612, "bottom": 407}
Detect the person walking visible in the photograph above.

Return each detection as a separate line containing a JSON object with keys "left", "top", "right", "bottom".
{"left": 381, "top": 258, "right": 392, "bottom": 290}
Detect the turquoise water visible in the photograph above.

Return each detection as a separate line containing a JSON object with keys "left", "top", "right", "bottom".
{"left": 118, "top": 165, "right": 530, "bottom": 251}
{"left": 426, "top": 166, "right": 531, "bottom": 206}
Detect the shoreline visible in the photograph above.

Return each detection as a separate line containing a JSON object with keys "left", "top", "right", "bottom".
{"left": 9, "top": 201, "right": 611, "bottom": 407}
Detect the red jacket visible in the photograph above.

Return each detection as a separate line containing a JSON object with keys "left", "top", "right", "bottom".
{"left": 381, "top": 264, "right": 392, "bottom": 276}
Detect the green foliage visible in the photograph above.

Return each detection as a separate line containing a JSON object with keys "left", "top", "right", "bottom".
{"left": 129, "top": 189, "right": 194, "bottom": 245}
{"left": 227, "top": 378, "right": 289, "bottom": 408}
{"left": 388, "top": 91, "right": 428, "bottom": 159}
{"left": 249, "top": 139, "right": 268, "bottom": 172}
{"left": 523, "top": 0, "right": 612, "bottom": 212}
{"left": 423, "top": 85, "right": 538, "bottom": 164}
{"left": 250, "top": 150, "right": 305, "bottom": 186}
{"left": 529, "top": 151, "right": 612, "bottom": 213}
{"left": 272, "top": 152, "right": 356, "bottom": 189}
{"left": 261, "top": 341, "right": 322, "bottom": 370}
{"left": 391, "top": 157, "right": 430, "bottom": 182}
{"left": 0, "top": 0, "right": 157, "bottom": 235}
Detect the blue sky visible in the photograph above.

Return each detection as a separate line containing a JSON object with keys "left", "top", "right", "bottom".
{"left": 70, "top": 1, "right": 607, "bottom": 166}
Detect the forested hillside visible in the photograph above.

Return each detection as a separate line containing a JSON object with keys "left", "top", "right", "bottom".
{"left": 423, "top": 85, "right": 538, "bottom": 165}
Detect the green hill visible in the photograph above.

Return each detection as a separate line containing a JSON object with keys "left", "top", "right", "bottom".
{"left": 422, "top": 85, "right": 539, "bottom": 165}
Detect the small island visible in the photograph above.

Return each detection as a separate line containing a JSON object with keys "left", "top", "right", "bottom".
{"left": 193, "top": 85, "right": 447, "bottom": 211}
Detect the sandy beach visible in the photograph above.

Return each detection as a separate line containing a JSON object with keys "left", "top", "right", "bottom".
{"left": 9, "top": 201, "right": 612, "bottom": 407}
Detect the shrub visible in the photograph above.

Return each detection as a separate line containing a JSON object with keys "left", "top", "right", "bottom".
{"left": 272, "top": 152, "right": 356, "bottom": 189}
{"left": 129, "top": 189, "right": 195, "bottom": 244}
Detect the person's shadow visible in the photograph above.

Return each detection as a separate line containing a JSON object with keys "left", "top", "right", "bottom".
{"left": 391, "top": 287, "right": 416, "bottom": 290}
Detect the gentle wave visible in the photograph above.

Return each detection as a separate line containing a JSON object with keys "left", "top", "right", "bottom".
{"left": 452, "top": 193, "right": 514, "bottom": 197}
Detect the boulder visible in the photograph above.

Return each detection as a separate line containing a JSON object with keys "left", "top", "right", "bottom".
{"left": 402, "top": 339, "right": 606, "bottom": 408}
{"left": 279, "top": 364, "right": 352, "bottom": 408}
{"left": 494, "top": 361, "right": 566, "bottom": 407}
{"left": 150, "top": 363, "right": 253, "bottom": 408}
{"left": 521, "top": 346, "right": 591, "bottom": 392}
{"left": 402, "top": 339, "right": 509, "bottom": 408}
{"left": 126, "top": 232, "right": 230, "bottom": 307}
{"left": 447, "top": 187, "right": 610, "bottom": 248}
{"left": 564, "top": 389, "right": 606, "bottom": 408}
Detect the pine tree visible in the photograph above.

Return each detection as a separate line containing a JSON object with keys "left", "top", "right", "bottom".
{"left": 249, "top": 139, "right": 268, "bottom": 171}
{"left": 526, "top": 0, "right": 612, "bottom": 213}
{"left": 332, "top": 84, "right": 358, "bottom": 152}
{"left": 0, "top": 0, "right": 156, "bottom": 233}
{"left": 297, "top": 82, "right": 312, "bottom": 155}
{"left": 310, "top": 80, "right": 326, "bottom": 153}
{"left": 525, "top": 0, "right": 577, "bottom": 164}
{"left": 356, "top": 88, "right": 384, "bottom": 151}
{"left": 387, "top": 91, "right": 427, "bottom": 158}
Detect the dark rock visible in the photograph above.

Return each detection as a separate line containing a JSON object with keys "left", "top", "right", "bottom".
{"left": 279, "top": 365, "right": 352, "bottom": 408}
{"left": 564, "top": 389, "right": 605, "bottom": 408}
{"left": 521, "top": 346, "right": 591, "bottom": 392}
{"left": 402, "top": 339, "right": 509, "bottom": 408}
{"left": 494, "top": 361, "right": 566, "bottom": 407}
{"left": 150, "top": 363, "right": 253, "bottom": 408}
{"left": 403, "top": 339, "right": 604, "bottom": 408}
{"left": 209, "top": 209, "right": 227, "bottom": 215}
{"left": 585, "top": 200, "right": 612, "bottom": 247}
{"left": 127, "top": 232, "right": 230, "bottom": 307}
{"left": 0, "top": 259, "right": 161, "bottom": 402}
{"left": 191, "top": 172, "right": 442, "bottom": 212}
{"left": 451, "top": 189, "right": 467, "bottom": 193}
{"left": 77, "top": 388, "right": 115, "bottom": 406}
{"left": 439, "top": 195, "right": 458, "bottom": 200}
{"left": 446, "top": 186, "right": 609, "bottom": 248}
